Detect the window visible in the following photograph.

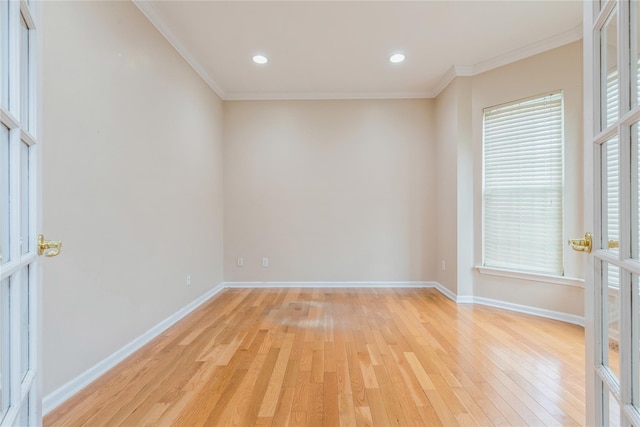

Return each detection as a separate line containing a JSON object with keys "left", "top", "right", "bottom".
{"left": 483, "top": 92, "right": 564, "bottom": 275}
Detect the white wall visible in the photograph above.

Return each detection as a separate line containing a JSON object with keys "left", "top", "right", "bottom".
{"left": 456, "top": 78, "right": 474, "bottom": 299}
{"left": 223, "top": 100, "right": 436, "bottom": 282}
{"left": 42, "top": 1, "right": 224, "bottom": 395}
{"left": 435, "top": 80, "right": 460, "bottom": 293}
{"left": 435, "top": 78, "right": 474, "bottom": 297}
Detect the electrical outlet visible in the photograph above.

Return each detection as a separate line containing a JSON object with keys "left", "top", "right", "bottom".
{"left": 441, "top": 260, "right": 446, "bottom": 271}
{"left": 186, "top": 274, "right": 191, "bottom": 286}
{"left": 262, "top": 257, "right": 269, "bottom": 267}
{"left": 237, "top": 257, "right": 244, "bottom": 267}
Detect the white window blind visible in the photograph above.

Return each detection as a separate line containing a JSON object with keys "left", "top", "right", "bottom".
{"left": 483, "top": 92, "right": 564, "bottom": 275}
{"left": 605, "top": 68, "right": 619, "bottom": 129}
{"left": 605, "top": 68, "right": 619, "bottom": 289}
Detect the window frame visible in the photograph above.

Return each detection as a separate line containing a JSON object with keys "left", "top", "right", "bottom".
{"left": 481, "top": 90, "right": 566, "bottom": 277}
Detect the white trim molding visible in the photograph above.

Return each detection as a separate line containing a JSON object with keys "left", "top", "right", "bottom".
{"left": 430, "top": 65, "right": 474, "bottom": 98}
{"left": 42, "top": 283, "right": 226, "bottom": 415}
{"left": 224, "top": 281, "right": 472, "bottom": 307}
{"left": 432, "top": 282, "right": 458, "bottom": 302}
{"left": 472, "top": 296, "right": 585, "bottom": 327}
{"left": 431, "top": 24, "right": 583, "bottom": 98}
{"left": 476, "top": 265, "right": 585, "bottom": 288}
{"left": 224, "top": 281, "right": 437, "bottom": 289}
{"left": 472, "top": 25, "right": 583, "bottom": 78}
{"left": 132, "top": 0, "right": 226, "bottom": 99}
{"left": 456, "top": 295, "right": 475, "bottom": 304}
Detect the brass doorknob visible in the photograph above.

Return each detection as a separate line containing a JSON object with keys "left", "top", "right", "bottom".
{"left": 568, "top": 232, "right": 592, "bottom": 253}
{"left": 38, "top": 235, "right": 62, "bottom": 257}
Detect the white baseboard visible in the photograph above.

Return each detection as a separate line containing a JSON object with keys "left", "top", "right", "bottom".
{"left": 43, "top": 283, "right": 225, "bottom": 415}
{"left": 472, "top": 296, "right": 585, "bottom": 326}
{"left": 417, "top": 281, "right": 473, "bottom": 305}
{"left": 224, "top": 281, "right": 437, "bottom": 289}
{"left": 456, "top": 295, "right": 474, "bottom": 304}
{"left": 430, "top": 282, "right": 457, "bottom": 302}
{"left": 224, "top": 282, "right": 437, "bottom": 288}
{"left": 423, "top": 282, "right": 584, "bottom": 326}
{"left": 224, "top": 282, "right": 474, "bottom": 307}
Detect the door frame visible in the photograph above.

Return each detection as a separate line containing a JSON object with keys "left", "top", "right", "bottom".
{"left": 585, "top": 1, "right": 640, "bottom": 425}
{"left": 583, "top": 1, "right": 596, "bottom": 424}
{"left": 0, "top": 0, "right": 42, "bottom": 424}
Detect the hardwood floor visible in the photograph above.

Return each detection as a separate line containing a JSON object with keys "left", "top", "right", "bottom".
{"left": 44, "top": 288, "right": 586, "bottom": 426}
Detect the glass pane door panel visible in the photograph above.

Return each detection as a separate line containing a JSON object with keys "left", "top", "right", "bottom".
{"left": 606, "top": 387, "right": 622, "bottom": 427}
{"left": 603, "top": 262, "right": 621, "bottom": 381}
{"left": 20, "top": 142, "right": 28, "bottom": 255}
{"left": 634, "top": 123, "right": 640, "bottom": 259}
{"left": 0, "top": 278, "right": 8, "bottom": 420}
{"left": 18, "top": 395, "right": 28, "bottom": 426}
{"left": 0, "top": 280, "right": 2, "bottom": 423}
{"left": 634, "top": 274, "right": 640, "bottom": 409}
{"left": 2, "top": 2, "right": 38, "bottom": 425}
{"left": 18, "top": 394, "right": 27, "bottom": 427}
{"left": 20, "top": 267, "right": 28, "bottom": 381}
{"left": 634, "top": 1, "right": 640, "bottom": 106}
{"left": 0, "top": 0, "right": 7, "bottom": 110}
{"left": 604, "top": 137, "right": 620, "bottom": 253}
{"left": 602, "top": 7, "right": 619, "bottom": 130}
{"left": 0, "top": 126, "right": 8, "bottom": 265}
{"left": 19, "top": 14, "right": 29, "bottom": 132}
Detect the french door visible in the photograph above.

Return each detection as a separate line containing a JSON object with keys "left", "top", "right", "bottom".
{"left": 0, "top": 0, "right": 42, "bottom": 425}
{"left": 586, "top": 1, "right": 640, "bottom": 425}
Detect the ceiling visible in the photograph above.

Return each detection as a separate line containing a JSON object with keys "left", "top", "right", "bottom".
{"left": 133, "top": 1, "right": 583, "bottom": 100}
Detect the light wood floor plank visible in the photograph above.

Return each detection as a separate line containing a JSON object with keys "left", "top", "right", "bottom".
{"left": 44, "top": 288, "right": 586, "bottom": 427}
{"left": 322, "top": 372, "right": 340, "bottom": 426}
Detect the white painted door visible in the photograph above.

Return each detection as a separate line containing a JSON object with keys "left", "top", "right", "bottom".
{"left": 584, "top": 1, "right": 640, "bottom": 425}
{"left": 0, "top": 0, "right": 49, "bottom": 425}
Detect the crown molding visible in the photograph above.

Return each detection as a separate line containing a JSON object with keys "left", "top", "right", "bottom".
{"left": 132, "top": 0, "right": 227, "bottom": 100}
{"left": 224, "top": 90, "right": 434, "bottom": 101}
{"left": 431, "top": 65, "right": 474, "bottom": 97}
{"left": 472, "top": 24, "right": 583, "bottom": 76}
{"left": 432, "top": 24, "right": 583, "bottom": 98}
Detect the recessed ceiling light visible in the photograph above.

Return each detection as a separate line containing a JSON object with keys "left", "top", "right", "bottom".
{"left": 252, "top": 54, "right": 268, "bottom": 65}
{"left": 389, "top": 53, "right": 406, "bottom": 64}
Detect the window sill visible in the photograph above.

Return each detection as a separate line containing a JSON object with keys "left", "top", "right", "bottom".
{"left": 475, "top": 266, "right": 585, "bottom": 288}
